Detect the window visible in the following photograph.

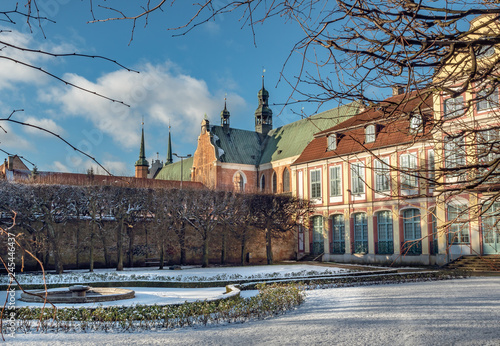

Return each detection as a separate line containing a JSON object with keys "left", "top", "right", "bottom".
{"left": 329, "top": 165, "right": 342, "bottom": 197}
{"left": 311, "top": 215, "right": 324, "bottom": 255}
{"left": 448, "top": 204, "right": 470, "bottom": 244}
{"left": 400, "top": 154, "right": 418, "bottom": 189}
{"left": 327, "top": 134, "right": 337, "bottom": 151}
{"left": 428, "top": 149, "right": 435, "bottom": 188}
{"left": 409, "top": 114, "right": 423, "bottom": 133}
{"left": 310, "top": 169, "right": 322, "bottom": 199}
{"left": 478, "top": 128, "right": 499, "bottom": 167}
{"left": 353, "top": 213, "right": 368, "bottom": 253}
{"left": 477, "top": 37, "right": 495, "bottom": 58}
{"left": 365, "top": 125, "right": 376, "bottom": 143}
{"left": 444, "top": 135, "right": 465, "bottom": 171}
{"left": 477, "top": 88, "right": 499, "bottom": 112}
{"left": 374, "top": 158, "right": 390, "bottom": 192}
{"left": 260, "top": 174, "right": 265, "bottom": 191}
{"left": 402, "top": 208, "right": 422, "bottom": 255}
{"left": 233, "top": 173, "right": 244, "bottom": 192}
{"left": 282, "top": 168, "right": 290, "bottom": 193}
{"left": 331, "top": 214, "right": 345, "bottom": 254}
{"left": 272, "top": 172, "right": 277, "bottom": 193}
{"left": 351, "top": 162, "right": 365, "bottom": 194}
{"left": 444, "top": 95, "right": 464, "bottom": 119}
{"left": 377, "top": 211, "right": 393, "bottom": 254}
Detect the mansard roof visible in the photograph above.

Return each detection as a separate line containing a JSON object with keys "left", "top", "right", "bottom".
{"left": 293, "top": 90, "right": 433, "bottom": 165}
{"left": 259, "top": 101, "right": 361, "bottom": 164}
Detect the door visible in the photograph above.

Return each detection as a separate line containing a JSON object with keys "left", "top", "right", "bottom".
{"left": 312, "top": 216, "right": 324, "bottom": 255}
{"left": 483, "top": 203, "right": 500, "bottom": 254}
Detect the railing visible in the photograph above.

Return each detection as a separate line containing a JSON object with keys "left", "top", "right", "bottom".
{"left": 353, "top": 240, "right": 368, "bottom": 254}
{"left": 331, "top": 241, "right": 345, "bottom": 254}
{"left": 311, "top": 242, "right": 324, "bottom": 256}
{"left": 401, "top": 240, "right": 422, "bottom": 255}
{"left": 376, "top": 241, "right": 393, "bottom": 255}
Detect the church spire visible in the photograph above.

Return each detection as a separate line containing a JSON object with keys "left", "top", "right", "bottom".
{"left": 221, "top": 94, "right": 230, "bottom": 130}
{"left": 135, "top": 119, "right": 149, "bottom": 178}
{"left": 255, "top": 69, "right": 273, "bottom": 136}
{"left": 165, "top": 124, "right": 173, "bottom": 165}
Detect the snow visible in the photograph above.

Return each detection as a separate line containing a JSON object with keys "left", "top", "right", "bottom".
{"left": 1, "top": 287, "right": 232, "bottom": 309}
{"left": 4, "top": 264, "right": 347, "bottom": 285}
{"left": 7, "top": 277, "right": 500, "bottom": 345}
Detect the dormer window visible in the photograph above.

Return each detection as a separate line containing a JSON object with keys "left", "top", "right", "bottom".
{"left": 327, "top": 134, "right": 337, "bottom": 151}
{"left": 477, "top": 36, "right": 495, "bottom": 59}
{"left": 365, "top": 125, "right": 376, "bottom": 143}
{"left": 409, "top": 114, "right": 423, "bottom": 133}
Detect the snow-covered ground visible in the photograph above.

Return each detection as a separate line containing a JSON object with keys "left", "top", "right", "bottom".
{"left": 3, "top": 264, "right": 348, "bottom": 285}
{"left": 1, "top": 286, "right": 230, "bottom": 308}
{"left": 6, "top": 277, "right": 500, "bottom": 345}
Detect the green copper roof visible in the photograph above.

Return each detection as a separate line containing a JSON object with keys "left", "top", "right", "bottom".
{"left": 135, "top": 126, "right": 149, "bottom": 167}
{"left": 155, "top": 156, "right": 193, "bottom": 181}
{"left": 209, "top": 126, "right": 262, "bottom": 165}
{"left": 259, "top": 101, "right": 361, "bottom": 164}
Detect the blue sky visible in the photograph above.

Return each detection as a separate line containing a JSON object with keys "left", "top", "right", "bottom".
{"left": 0, "top": 1, "right": 344, "bottom": 175}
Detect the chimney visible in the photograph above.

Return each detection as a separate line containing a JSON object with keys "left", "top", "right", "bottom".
{"left": 392, "top": 85, "right": 405, "bottom": 96}
{"left": 7, "top": 156, "right": 14, "bottom": 170}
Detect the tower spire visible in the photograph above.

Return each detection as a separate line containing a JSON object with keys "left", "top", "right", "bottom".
{"left": 165, "top": 123, "right": 173, "bottom": 165}
{"left": 255, "top": 70, "right": 273, "bottom": 136}
{"left": 135, "top": 118, "right": 149, "bottom": 178}
{"left": 221, "top": 93, "right": 230, "bottom": 129}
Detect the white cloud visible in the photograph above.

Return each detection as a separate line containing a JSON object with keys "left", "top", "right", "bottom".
{"left": 22, "top": 116, "right": 66, "bottom": 137}
{"left": 0, "top": 121, "right": 32, "bottom": 151}
{"left": 40, "top": 62, "right": 246, "bottom": 149}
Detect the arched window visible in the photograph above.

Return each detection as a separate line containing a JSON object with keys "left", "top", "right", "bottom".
{"left": 311, "top": 215, "right": 324, "bottom": 255}
{"left": 272, "top": 171, "right": 277, "bottom": 193}
{"left": 282, "top": 168, "right": 290, "bottom": 193}
{"left": 233, "top": 172, "right": 244, "bottom": 192}
{"left": 331, "top": 214, "right": 345, "bottom": 254}
{"left": 376, "top": 210, "right": 393, "bottom": 254}
{"left": 260, "top": 174, "right": 266, "bottom": 191}
{"left": 402, "top": 208, "right": 422, "bottom": 255}
{"left": 353, "top": 213, "right": 368, "bottom": 253}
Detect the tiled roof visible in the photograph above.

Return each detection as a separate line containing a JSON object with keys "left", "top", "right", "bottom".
{"left": 259, "top": 101, "right": 361, "bottom": 164}
{"left": 209, "top": 126, "right": 263, "bottom": 165}
{"left": 293, "top": 91, "right": 433, "bottom": 165}
{"left": 155, "top": 157, "right": 194, "bottom": 181}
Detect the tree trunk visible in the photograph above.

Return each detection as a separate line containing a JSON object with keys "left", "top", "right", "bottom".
{"left": 89, "top": 220, "right": 95, "bottom": 272}
{"left": 159, "top": 237, "right": 165, "bottom": 270}
{"left": 99, "top": 225, "right": 110, "bottom": 267}
{"left": 240, "top": 238, "right": 247, "bottom": 266}
{"left": 127, "top": 226, "right": 134, "bottom": 268}
{"left": 178, "top": 220, "right": 187, "bottom": 266}
{"left": 202, "top": 234, "right": 209, "bottom": 268}
{"left": 220, "top": 229, "right": 227, "bottom": 265}
{"left": 116, "top": 218, "right": 124, "bottom": 271}
{"left": 75, "top": 225, "right": 80, "bottom": 269}
{"left": 47, "top": 222, "right": 64, "bottom": 274}
{"left": 265, "top": 227, "right": 273, "bottom": 265}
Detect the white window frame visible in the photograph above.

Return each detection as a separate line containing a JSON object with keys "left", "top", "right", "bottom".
{"left": 327, "top": 134, "right": 337, "bottom": 151}
{"left": 447, "top": 204, "right": 470, "bottom": 244}
{"left": 351, "top": 162, "right": 365, "bottom": 195}
{"left": 329, "top": 165, "right": 342, "bottom": 197}
{"left": 310, "top": 169, "right": 322, "bottom": 200}
{"left": 409, "top": 114, "right": 423, "bottom": 133}
{"left": 365, "top": 125, "right": 376, "bottom": 143}
{"left": 400, "top": 153, "right": 418, "bottom": 189}
{"left": 443, "top": 95, "right": 464, "bottom": 119}
{"left": 374, "top": 157, "right": 390, "bottom": 193}
{"left": 477, "top": 88, "right": 499, "bottom": 112}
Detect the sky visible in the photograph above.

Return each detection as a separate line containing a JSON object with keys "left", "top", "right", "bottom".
{"left": 0, "top": 1, "right": 342, "bottom": 176}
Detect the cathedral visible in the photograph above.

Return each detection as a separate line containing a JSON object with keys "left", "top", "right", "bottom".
{"left": 135, "top": 78, "right": 360, "bottom": 194}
